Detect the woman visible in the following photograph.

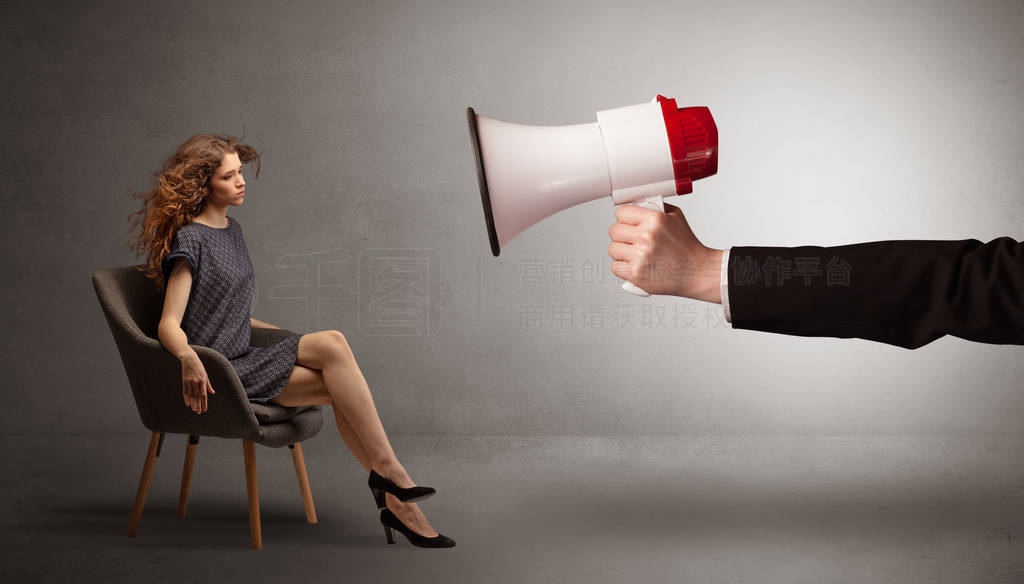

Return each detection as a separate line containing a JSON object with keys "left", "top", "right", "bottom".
{"left": 127, "top": 133, "right": 453, "bottom": 548}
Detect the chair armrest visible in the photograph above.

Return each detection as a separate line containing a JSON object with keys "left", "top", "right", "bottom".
{"left": 249, "top": 327, "right": 300, "bottom": 348}
{"left": 115, "top": 333, "right": 262, "bottom": 440}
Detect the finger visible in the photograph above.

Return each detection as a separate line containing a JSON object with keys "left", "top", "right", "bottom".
{"left": 202, "top": 387, "right": 208, "bottom": 412}
{"left": 610, "top": 260, "right": 634, "bottom": 281}
{"left": 663, "top": 202, "right": 695, "bottom": 233}
{"left": 663, "top": 202, "right": 683, "bottom": 215}
{"left": 608, "top": 241, "right": 637, "bottom": 262}
{"left": 207, "top": 380, "right": 215, "bottom": 394}
{"left": 608, "top": 222, "right": 643, "bottom": 244}
{"left": 614, "top": 203, "right": 658, "bottom": 226}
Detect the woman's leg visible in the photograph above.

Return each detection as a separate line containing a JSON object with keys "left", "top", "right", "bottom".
{"left": 270, "top": 331, "right": 439, "bottom": 536}
{"left": 279, "top": 331, "right": 410, "bottom": 484}
{"left": 269, "top": 363, "right": 371, "bottom": 470}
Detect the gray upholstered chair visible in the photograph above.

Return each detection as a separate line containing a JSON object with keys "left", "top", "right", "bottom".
{"left": 92, "top": 264, "right": 323, "bottom": 550}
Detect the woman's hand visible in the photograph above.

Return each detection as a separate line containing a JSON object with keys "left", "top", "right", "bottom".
{"left": 608, "top": 202, "right": 723, "bottom": 302}
{"left": 250, "top": 317, "right": 280, "bottom": 329}
{"left": 180, "top": 351, "right": 215, "bottom": 414}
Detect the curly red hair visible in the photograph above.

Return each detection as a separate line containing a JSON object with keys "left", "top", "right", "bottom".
{"left": 127, "top": 134, "right": 261, "bottom": 290}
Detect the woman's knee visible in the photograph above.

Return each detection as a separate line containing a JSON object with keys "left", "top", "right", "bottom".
{"left": 325, "top": 329, "right": 354, "bottom": 360}
{"left": 297, "top": 330, "right": 352, "bottom": 370}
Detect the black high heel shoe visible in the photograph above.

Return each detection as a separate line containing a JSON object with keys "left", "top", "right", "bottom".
{"left": 380, "top": 508, "right": 455, "bottom": 548}
{"left": 368, "top": 469, "right": 436, "bottom": 509}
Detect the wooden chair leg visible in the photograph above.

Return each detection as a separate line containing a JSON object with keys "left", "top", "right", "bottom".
{"left": 242, "top": 440, "right": 262, "bottom": 550}
{"left": 288, "top": 443, "right": 318, "bottom": 524}
{"left": 127, "top": 431, "right": 163, "bottom": 537}
{"left": 177, "top": 435, "right": 199, "bottom": 517}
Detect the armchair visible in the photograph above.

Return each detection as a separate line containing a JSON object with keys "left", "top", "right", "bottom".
{"left": 91, "top": 265, "right": 322, "bottom": 549}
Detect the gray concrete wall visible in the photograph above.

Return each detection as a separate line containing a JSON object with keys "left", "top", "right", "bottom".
{"left": 2, "top": 0, "right": 1021, "bottom": 436}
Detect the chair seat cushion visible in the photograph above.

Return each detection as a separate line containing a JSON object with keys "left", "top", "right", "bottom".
{"left": 257, "top": 407, "right": 324, "bottom": 448}
{"left": 250, "top": 402, "right": 319, "bottom": 424}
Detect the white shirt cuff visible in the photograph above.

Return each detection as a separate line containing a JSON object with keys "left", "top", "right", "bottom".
{"left": 720, "top": 247, "right": 732, "bottom": 324}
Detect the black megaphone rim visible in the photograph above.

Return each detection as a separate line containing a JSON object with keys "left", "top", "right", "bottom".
{"left": 466, "top": 107, "right": 501, "bottom": 257}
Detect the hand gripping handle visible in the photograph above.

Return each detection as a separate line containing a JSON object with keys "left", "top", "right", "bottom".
{"left": 620, "top": 196, "right": 665, "bottom": 297}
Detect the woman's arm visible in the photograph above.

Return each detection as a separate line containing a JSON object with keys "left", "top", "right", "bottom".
{"left": 250, "top": 317, "right": 280, "bottom": 329}
{"left": 159, "top": 258, "right": 200, "bottom": 361}
{"left": 158, "top": 257, "right": 215, "bottom": 413}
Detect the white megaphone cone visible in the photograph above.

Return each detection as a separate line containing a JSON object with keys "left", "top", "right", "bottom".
{"left": 467, "top": 95, "right": 718, "bottom": 296}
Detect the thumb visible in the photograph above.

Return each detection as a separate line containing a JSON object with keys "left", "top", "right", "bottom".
{"left": 207, "top": 380, "right": 215, "bottom": 394}
{"left": 663, "top": 202, "right": 683, "bottom": 215}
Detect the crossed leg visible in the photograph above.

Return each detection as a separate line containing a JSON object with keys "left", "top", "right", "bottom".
{"left": 270, "top": 330, "right": 438, "bottom": 537}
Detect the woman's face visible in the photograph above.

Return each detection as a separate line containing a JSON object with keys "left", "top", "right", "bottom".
{"left": 207, "top": 151, "right": 246, "bottom": 206}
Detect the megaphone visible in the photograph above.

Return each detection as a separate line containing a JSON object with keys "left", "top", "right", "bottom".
{"left": 467, "top": 95, "right": 718, "bottom": 296}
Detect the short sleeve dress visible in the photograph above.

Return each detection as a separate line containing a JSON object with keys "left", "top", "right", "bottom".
{"left": 161, "top": 216, "right": 302, "bottom": 403}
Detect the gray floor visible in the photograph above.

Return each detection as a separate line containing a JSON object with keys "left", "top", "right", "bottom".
{"left": 3, "top": 434, "right": 1023, "bottom": 583}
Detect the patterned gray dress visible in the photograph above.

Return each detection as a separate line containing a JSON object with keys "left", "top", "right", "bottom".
{"left": 161, "top": 215, "right": 301, "bottom": 403}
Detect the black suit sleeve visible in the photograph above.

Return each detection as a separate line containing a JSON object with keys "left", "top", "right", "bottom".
{"left": 726, "top": 237, "right": 1024, "bottom": 349}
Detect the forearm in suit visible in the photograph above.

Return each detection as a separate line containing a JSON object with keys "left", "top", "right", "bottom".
{"left": 725, "top": 237, "right": 1024, "bottom": 349}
